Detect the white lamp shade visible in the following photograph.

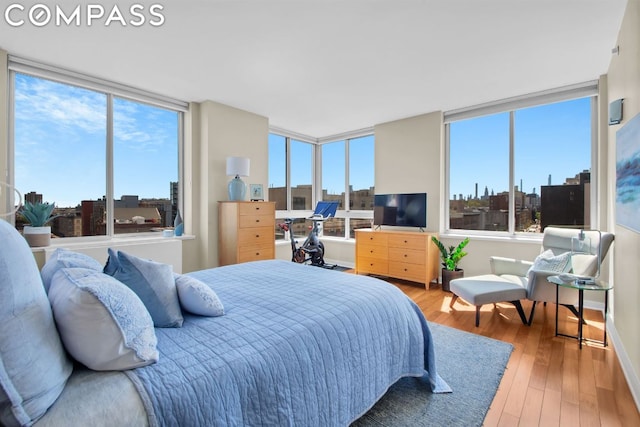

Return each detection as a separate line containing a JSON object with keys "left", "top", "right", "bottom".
{"left": 226, "top": 157, "right": 250, "bottom": 177}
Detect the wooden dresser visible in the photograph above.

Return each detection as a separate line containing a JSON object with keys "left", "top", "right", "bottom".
{"left": 218, "top": 201, "right": 276, "bottom": 266}
{"left": 355, "top": 228, "right": 439, "bottom": 288}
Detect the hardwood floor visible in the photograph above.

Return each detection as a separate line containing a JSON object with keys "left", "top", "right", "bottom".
{"left": 389, "top": 279, "right": 640, "bottom": 426}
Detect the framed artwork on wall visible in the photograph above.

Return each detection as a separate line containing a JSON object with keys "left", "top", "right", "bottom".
{"left": 250, "top": 184, "right": 264, "bottom": 201}
{"left": 616, "top": 112, "right": 640, "bottom": 234}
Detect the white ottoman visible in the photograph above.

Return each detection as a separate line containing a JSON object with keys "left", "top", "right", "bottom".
{"left": 449, "top": 274, "right": 528, "bottom": 327}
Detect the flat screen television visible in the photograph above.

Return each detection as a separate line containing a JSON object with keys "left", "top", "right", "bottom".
{"left": 373, "top": 193, "right": 427, "bottom": 228}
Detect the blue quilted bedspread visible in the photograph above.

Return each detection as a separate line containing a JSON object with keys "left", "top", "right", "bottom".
{"left": 126, "top": 260, "right": 450, "bottom": 427}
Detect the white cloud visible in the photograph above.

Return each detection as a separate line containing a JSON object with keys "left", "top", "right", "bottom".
{"left": 15, "top": 74, "right": 106, "bottom": 135}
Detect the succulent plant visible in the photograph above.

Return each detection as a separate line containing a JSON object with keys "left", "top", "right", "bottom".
{"left": 20, "top": 201, "right": 58, "bottom": 227}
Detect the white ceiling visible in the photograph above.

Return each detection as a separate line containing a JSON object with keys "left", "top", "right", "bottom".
{"left": 0, "top": 0, "right": 627, "bottom": 138}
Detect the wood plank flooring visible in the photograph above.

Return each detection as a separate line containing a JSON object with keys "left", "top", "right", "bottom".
{"left": 387, "top": 278, "right": 640, "bottom": 426}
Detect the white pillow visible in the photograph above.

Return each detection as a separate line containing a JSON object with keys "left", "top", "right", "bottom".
{"left": 530, "top": 249, "right": 572, "bottom": 273}
{"left": 41, "top": 248, "right": 104, "bottom": 293}
{"left": 175, "top": 274, "right": 225, "bottom": 317}
{"left": 48, "top": 268, "right": 159, "bottom": 371}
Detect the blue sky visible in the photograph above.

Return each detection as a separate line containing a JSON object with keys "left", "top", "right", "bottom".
{"left": 14, "top": 73, "right": 178, "bottom": 208}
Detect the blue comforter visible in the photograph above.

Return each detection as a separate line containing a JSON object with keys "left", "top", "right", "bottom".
{"left": 126, "top": 260, "right": 450, "bottom": 426}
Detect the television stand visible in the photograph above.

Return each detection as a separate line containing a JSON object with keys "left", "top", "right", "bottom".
{"left": 355, "top": 228, "right": 439, "bottom": 288}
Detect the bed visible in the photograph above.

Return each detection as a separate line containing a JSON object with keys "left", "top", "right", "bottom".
{"left": 0, "top": 219, "right": 449, "bottom": 427}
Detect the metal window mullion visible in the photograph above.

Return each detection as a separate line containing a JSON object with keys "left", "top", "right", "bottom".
{"left": 106, "top": 94, "right": 114, "bottom": 236}
{"left": 590, "top": 96, "right": 598, "bottom": 229}
{"left": 286, "top": 137, "right": 291, "bottom": 211}
{"left": 7, "top": 70, "right": 16, "bottom": 220}
{"left": 444, "top": 124, "right": 451, "bottom": 233}
{"left": 177, "top": 111, "right": 184, "bottom": 226}
{"left": 345, "top": 139, "right": 351, "bottom": 239}
{"left": 508, "top": 111, "right": 515, "bottom": 234}
{"left": 312, "top": 142, "right": 319, "bottom": 207}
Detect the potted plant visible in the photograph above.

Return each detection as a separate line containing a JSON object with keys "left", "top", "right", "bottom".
{"left": 431, "top": 236, "right": 470, "bottom": 292}
{"left": 19, "top": 201, "right": 58, "bottom": 247}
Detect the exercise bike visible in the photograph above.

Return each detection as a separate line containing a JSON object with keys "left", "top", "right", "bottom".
{"left": 278, "top": 201, "right": 339, "bottom": 268}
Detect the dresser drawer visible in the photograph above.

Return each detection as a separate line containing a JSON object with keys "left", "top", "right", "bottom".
{"left": 389, "top": 262, "right": 426, "bottom": 283}
{"left": 239, "top": 214, "right": 274, "bottom": 229}
{"left": 388, "top": 247, "right": 425, "bottom": 265}
{"left": 356, "top": 230, "right": 389, "bottom": 246}
{"left": 239, "top": 202, "right": 275, "bottom": 216}
{"left": 238, "top": 246, "right": 275, "bottom": 263}
{"left": 238, "top": 227, "right": 273, "bottom": 246}
{"left": 357, "top": 256, "right": 389, "bottom": 276}
{"left": 358, "top": 243, "right": 388, "bottom": 260}
{"left": 388, "top": 234, "right": 426, "bottom": 250}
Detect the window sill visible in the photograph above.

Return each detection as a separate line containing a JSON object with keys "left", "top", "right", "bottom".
{"left": 30, "top": 234, "right": 195, "bottom": 253}
{"left": 438, "top": 230, "right": 542, "bottom": 245}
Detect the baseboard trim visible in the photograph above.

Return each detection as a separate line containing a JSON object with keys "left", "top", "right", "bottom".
{"left": 606, "top": 314, "right": 640, "bottom": 412}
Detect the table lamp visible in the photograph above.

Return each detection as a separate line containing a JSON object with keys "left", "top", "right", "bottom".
{"left": 226, "top": 157, "right": 250, "bottom": 201}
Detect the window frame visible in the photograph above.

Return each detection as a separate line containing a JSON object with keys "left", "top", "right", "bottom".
{"left": 443, "top": 82, "right": 599, "bottom": 238}
{"left": 7, "top": 56, "right": 187, "bottom": 240}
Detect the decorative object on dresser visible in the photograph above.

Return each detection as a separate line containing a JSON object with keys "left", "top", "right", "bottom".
{"left": 431, "top": 236, "right": 470, "bottom": 292}
{"left": 226, "top": 156, "right": 250, "bottom": 201}
{"left": 249, "top": 183, "right": 264, "bottom": 201}
{"left": 355, "top": 228, "right": 439, "bottom": 288}
{"left": 218, "top": 201, "right": 276, "bottom": 265}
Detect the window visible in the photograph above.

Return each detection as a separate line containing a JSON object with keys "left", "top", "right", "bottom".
{"left": 321, "top": 141, "right": 345, "bottom": 237}
{"left": 113, "top": 98, "right": 179, "bottom": 233}
{"left": 14, "top": 73, "right": 108, "bottom": 236}
{"left": 449, "top": 113, "right": 509, "bottom": 232}
{"left": 446, "top": 88, "right": 595, "bottom": 234}
{"left": 269, "top": 133, "right": 315, "bottom": 240}
{"left": 320, "top": 133, "right": 375, "bottom": 239}
{"left": 348, "top": 135, "right": 375, "bottom": 237}
{"left": 268, "top": 133, "right": 286, "bottom": 211}
{"left": 270, "top": 130, "right": 375, "bottom": 240}
{"left": 290, "top": 139, "right": 313, "bottom": 211}
{"left": 11, "top": 61, "right": 185, "bottom": 239}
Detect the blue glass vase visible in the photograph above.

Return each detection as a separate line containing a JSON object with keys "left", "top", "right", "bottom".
{"left": 174, "top": 209, "right": 184, "bottom": 237}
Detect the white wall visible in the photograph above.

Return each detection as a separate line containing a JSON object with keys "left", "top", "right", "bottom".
{"left": 183, "top": 100, "right": 269, "bottom": 272}
{"left": 374, "top": 112, "right": 442, "bottom": 233}
{"left": 606, "top": 0, "right": 640, "bottom": 403}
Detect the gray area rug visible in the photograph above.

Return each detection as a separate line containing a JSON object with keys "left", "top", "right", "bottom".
{"left": 352, "top": 322, "right": 513, "bottom": 427}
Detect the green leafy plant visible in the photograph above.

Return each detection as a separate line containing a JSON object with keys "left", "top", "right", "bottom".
{"left": 19, "top": 201, "right": 58, "bottom": 227}
{"left": 431, "top": 236, "right": 470, "bottom": 271}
